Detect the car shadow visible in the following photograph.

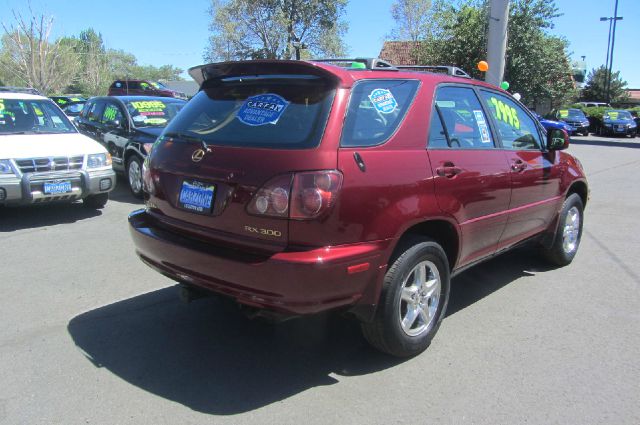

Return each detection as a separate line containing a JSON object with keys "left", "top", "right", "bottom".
{"left": 67, "top": 247, "right": 551, "bottom": 415}
{"left": 0, "top": 202, "right": 101, "bottom": 232}
{"left": 107, "top": 175, "right": 144, "bottom": 205}
{"left": 570, "top": 137, "right": 639, "bottom": 149}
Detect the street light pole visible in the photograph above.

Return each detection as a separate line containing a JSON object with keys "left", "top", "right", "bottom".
{"left": 606, "top": 0, "right": 621, "bottom": 104}
{"left": 600, "top": 17, "right": 613, "bottom": 69}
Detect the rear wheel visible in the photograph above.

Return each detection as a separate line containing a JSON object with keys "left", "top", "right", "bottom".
{"left": 126, "top": 155, "right": 144, "bottom": 199}
{"left": 83, "top": 193, "right": 108, "bottom": 209}
{"left": 361, "top": 238, "right": 450, "bottom": 357}
{"left": 541, "top": 193, "right": 584, "bottom": 266}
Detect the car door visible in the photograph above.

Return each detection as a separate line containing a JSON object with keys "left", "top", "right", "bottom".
{"left": 427, "top": 85, "right": 512, "bottom": 267}
{"left": 479, "top": 90, "right": 563, "bottom": 247}
{"left": 76, "top": 100, "right": 106, "bottom": 142}
{"left": 100, "top": 101, "right": 130, "bottom": 171}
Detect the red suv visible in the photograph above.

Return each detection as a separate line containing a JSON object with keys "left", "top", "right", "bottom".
{"left": 129, "top": 59, "right": 588, "bottom": 357}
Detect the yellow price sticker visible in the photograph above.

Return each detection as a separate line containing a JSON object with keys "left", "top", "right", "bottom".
{"left": 131, "top": 101, "right": 166, "bottom": 111}
{"left": 490, "top": 97, "right": 520, "bottom": 130}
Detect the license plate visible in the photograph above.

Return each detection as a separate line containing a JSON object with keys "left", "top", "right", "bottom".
{"left": 178, "top": 180, "right": 215, "bottom": 214}
{"left": 43, "top": 180, "right": 72, "bottom": 194}
{"left": 616, "top": 125, "right": 624, "bottom": 131}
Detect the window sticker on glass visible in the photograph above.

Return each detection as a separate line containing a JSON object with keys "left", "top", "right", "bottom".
{"left": 558, "top": 109, "right": 569, "bottom": 118}
{"left": 606, "top": 111, "right": 619, "bottom": 119}
{"left": 368, "top": 88, "right": 398, "bottom": 114}
{"left": 103, "top": 105, "right": 119, "bottom": 122}
{"left": 236, "top": 93, "right": 290, "bottom": 126}
{"left": 130, "top": 101, "right": 166, "bottom": 115}
{"left": 473, "top": 110, "right": 491, "bottom": 144}
{"left": 489, "top": 97, "right": 520, "bottom": 129}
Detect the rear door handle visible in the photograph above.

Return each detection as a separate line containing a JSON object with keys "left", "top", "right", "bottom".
{"left": 436, "top": 163, "right": 462, "bottom": 178}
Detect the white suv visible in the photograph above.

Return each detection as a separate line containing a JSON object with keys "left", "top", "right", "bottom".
{"left": 0, "top": 92, "right": 115, "bottom": 208}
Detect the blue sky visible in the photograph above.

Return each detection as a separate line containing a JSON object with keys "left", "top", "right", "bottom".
{"left": 1, "top": 0, "right": 638, "bottom": 87}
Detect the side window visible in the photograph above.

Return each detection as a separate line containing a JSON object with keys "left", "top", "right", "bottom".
{"left": 428, "top": 86, "right": 495, "bottom": 149}
{"left": 101, "top": 102, "right": 124, "bottom": 125}
{"left": 341, "top": 79, "right": 420, "bottom": 147}
{"left": 128, "top": 81, "right": 141, "bottom": 90}
{"left": 427, "top": 109, "right": 449, "bottom": 148}
{"left": 480, "top": 91, "right": 542, "bottom": 150}
{"left": 88, "top": 101, "right": 106, "bottom": 123}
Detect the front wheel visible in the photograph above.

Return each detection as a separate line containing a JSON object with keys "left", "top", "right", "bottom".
{"left": 361, "top": 238, "right": 450, "bottom": 357}
{"left": 83, "top": 193, "right": 108, "bottom": 209}
{"left": 541, "top": 193, "right": 584, "bottom": 266}
{"left": 126, "top": 155, "right": 144, "bottom": 199}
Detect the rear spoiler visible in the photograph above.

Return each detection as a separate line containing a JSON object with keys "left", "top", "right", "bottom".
{"left": 188, "top": 60, "right": 344, "bottom": 86}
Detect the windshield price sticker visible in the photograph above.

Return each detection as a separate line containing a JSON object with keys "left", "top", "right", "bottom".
{"left": 369, "top": 88, "right": 398, "bottom": 114}
{"left": 606, "top": 111, "right": 619, "bottom": 120}
{"left": 130, "top": 101, "right": 167, "bottom": 113}
{"left": 237, "top": 94, "right": 290, "bottom": 126}
{"left": 490, "top": 97, "right": 520, "bottom": 130}
{"left": 558, "top": 109, "right": 569, "bottom": 118}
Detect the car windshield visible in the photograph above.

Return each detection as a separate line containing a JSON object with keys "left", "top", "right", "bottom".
{"left": 150, "top": 81, "right": 168, "bottom": 90}
{"left": 0, "top": 98, "right": 76, "bottom": 134}
{"left": 604, "top": 110, "right": 632, "bottom": 120}
{"left": 125, "top": 99, "right": 186, "bottom": 128}
{"left": 566, "top": 109, "right": 586, "bottom": 119}
{"left": 161, "top": 75, "right": 335, "bottom": 149}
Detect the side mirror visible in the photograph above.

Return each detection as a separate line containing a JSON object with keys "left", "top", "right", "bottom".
{"left": 105, "top": 119, "right": 122, "bottom": 129}
{"left": 547, "top": 128, "right": 569, "bottom": 151}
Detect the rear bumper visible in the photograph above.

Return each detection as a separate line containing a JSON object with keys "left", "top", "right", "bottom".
{"left": 128, "top": 209, "right": 390, "bottom": 315}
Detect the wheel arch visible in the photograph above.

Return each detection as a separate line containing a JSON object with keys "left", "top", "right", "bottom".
{"left": 390, "top": 219, "right": 460, "bottom": 272}
{"left": 567, "top": 180, "right": 588, "bottom": 209}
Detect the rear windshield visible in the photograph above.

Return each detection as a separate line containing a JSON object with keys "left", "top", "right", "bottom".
{"left": 162, "top": 75, "right": 335, "bottom": 149}
{"left": 125, "top": 99, "right": 186, "bottom": 128}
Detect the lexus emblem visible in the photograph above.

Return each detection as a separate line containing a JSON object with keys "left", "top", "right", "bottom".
{"left": 191, "top": 149, "right": 206, "bottom": 162}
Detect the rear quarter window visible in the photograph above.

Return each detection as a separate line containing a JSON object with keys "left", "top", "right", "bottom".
{"left": 341, "top": 79, "right": 420, "bottom": 147}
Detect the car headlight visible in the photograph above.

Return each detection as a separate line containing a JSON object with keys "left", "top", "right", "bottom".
{"left": 0, "top": 159, "right": 16, "bottom": 175}
{"left": 87, "top": 153, "right": 112, "bottom": 168}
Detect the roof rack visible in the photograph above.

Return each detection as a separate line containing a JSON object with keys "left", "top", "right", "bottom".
{"left": 312, "top": 58, "right": 396, "bottom": 70}
{"left": 312, "top": 58, "right": 471, "bottom": 79}
{"left": 0, "top": 86, "right": 42, "bottom": 95}
{"left": 395, "top": 65, "right": 471, "bottom": 79}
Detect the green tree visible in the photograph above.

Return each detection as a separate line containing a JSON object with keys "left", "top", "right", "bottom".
{"left": 204, "top": 0, "right": 348, "bottom": 61}
{"left": 416, "top": 0, "right": 577, "bottom": 108}
{"left": 73, "top": 29, "right": 111, "bottom": 95}
{"left": 390, "top": 0, "right": 433, "bottom": 42}
{"left": 581, "top": 66, "right": 628, "bottom": 103}
{"left": 0, "top": 11, "right": 79, "bottom": 94}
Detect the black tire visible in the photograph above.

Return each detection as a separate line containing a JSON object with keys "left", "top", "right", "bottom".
{"left": 83, "top": 193, "right": 108, "bottom": 209}
{"left": 540, "top": 193, "right": 584, "bottom": 266}
{"left": 582, "top": 129, "right": 589, "bottom": 136}
{"left": 126, "top": 155, "right": 144, "bottom": 199}
{"left": 361, "top": 238, "right": 450, "bottom": 357}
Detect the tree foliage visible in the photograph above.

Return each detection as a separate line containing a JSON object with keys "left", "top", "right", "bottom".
{"left": 390, "top": 0, "right": 433, "bottom": 42}
{"left": 581, "top": 65, "right": 629, "bottom": 103}
{"left": 0, "top": 9, "right": 184, "bottom": 97}
{"left": 415, "top": 0, "right": 577, "bottom": 108}
{"left": 204, "top": 0, "right": 348, "bottom": 61}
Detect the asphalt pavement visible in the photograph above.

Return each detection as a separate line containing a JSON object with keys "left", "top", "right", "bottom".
{"left": 1, "top": 134, "right": 639, "bottom": 424}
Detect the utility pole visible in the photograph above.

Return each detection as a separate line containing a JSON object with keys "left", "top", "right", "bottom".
{"left": 606, "top": 0, "right": 621, "bottom": 104}
{"left": 485, "top": 0, "right": 510, "bottom": 86}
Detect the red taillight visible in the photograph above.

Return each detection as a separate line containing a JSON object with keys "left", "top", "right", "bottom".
{"left": 246, "top": 174, "right": 293, "bottom": 218}
{"left": 291, "top": 171, "right": 342, "bottom": 220}
{"left": 247, "top": 170, "right": 342, "bottom": 220}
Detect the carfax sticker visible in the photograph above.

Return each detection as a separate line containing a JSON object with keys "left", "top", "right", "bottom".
{"left": 473, "top": 110, "right": 491, "bottom": 144}
{"left": 368, "top": 88, "right": 398, "bottom": 114}
{"left": 237, "top": 94, "right": 289, "bottom": 126}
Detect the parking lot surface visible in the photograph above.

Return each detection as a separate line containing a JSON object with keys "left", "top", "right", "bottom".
{"left": 1, "top": 135, "right": 639, "bottom": 424}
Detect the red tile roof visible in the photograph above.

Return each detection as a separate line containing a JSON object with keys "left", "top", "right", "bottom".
{"left": 379, "top": 41, "right": 422, "bottom": 66}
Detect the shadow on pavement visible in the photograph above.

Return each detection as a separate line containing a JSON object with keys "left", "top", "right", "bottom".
{"left": 570, "top": 137, "right": 639, "bottom": 149}
{"left": 108, "top": 175, "right": 144, "bottom": 205}
{"left": 68, "top": 246, "right": 552, "bottom": 415}
{"left": 0, "top": 202, "right": 101, "bottom": 232}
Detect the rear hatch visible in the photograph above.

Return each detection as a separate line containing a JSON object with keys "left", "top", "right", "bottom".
{"left": 146, "top": 62, "right": 341, "bottom": 253}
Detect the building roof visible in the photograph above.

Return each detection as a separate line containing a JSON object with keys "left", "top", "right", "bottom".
{"left": 379, "top": 41, "right": 422, "bottom": 66}
{"left": 627, "top": 89, "right": 640, "bottom": 101}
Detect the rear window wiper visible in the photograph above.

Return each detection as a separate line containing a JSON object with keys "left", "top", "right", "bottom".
{"left": 163, "top": 131, "right": 211, "bottom": 151}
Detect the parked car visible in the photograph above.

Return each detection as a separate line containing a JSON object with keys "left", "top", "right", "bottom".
{"left": 50, "top": 95, "right": 86, "bottom": 106}
{"left": 76, "top": 96, "right": 187, "bottom": 197}
{"left": 599, "top": 109, "right": 637, "bottom": 137}
{"left": 60, "top": 100, "right": 86, "bottom": 119}
{"left": 531, "top": 111, "right": 574, "bottom": 134}
{"left": 108, "top": 80, "right": 187, "bottom": 100}
{"left": 551, "top": 108, "right": 590, "bottom": 135}
{"left": 578, "top": 101, "right": 611, "bottom": 108}
{"left": 0, "top": 91, "right": 115, "bottom": 208}
{"left": 129, "top": 59, "right": 588, "bottom": 357}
